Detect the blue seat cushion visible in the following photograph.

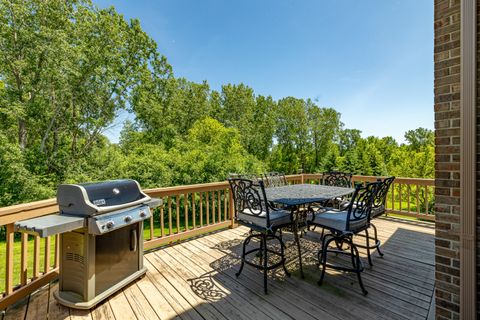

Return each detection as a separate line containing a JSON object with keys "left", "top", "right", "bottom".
{"left": 311, "top": 210, "right": 368, "bottom": 232}
{"left": 238, "top": 209, "right": 291, "bottom": 228}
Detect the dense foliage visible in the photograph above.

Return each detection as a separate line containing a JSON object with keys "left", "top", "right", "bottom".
{"left": 0, "top": 0, "right": 434, "bottom": 206}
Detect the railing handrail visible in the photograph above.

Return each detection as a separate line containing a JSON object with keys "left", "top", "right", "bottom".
{"left": 0, "top": 174, "right": 435, "bottom": 221}
{"left": 302, "top": 173, "right": 434, "bottom": 185}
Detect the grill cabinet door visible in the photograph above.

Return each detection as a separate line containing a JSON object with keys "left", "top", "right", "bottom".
{"left": 95, "top": 223, "right": 140, "bottom": 295}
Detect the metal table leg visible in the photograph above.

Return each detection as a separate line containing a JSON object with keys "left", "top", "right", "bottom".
{"left": 292, "top": 207, "right": 304, "bottom": 279}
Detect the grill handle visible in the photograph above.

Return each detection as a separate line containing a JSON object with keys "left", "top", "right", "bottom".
{"left": 130, "top": 229, "right": 137, "bottom": 252}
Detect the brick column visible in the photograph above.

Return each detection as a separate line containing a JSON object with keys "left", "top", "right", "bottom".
{"left": 434, "top": 0, "right": 461, "bottom": 318}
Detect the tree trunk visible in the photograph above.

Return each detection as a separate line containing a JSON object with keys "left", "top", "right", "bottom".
{"left": 71, "top": 98, "right": 77, "bottom": 157}
{"left": 18, "top": 119, "right": 27, "bottom": 149}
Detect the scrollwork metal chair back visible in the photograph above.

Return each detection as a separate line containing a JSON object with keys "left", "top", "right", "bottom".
{"left": 264, "top": 172, "right": 288, "bottom": 188}
{"left": 346, "top": 182, "right": 380, "bottom": 231}
{"left": 228, "top": 178, "right": 270, "bottom": 226}
{"left": 322, "top": 171, "right": 353, "bottom": 188}
{"left": 372, "top": 176, "right": 395, "bottom": 214}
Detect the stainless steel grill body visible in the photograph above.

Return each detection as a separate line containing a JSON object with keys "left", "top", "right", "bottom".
{"left": 14, "top": 179, "right": 161, "bottom": 309}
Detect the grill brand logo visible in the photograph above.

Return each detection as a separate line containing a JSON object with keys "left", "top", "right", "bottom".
{"left": 93, "top": 199, "right": 106, "bottom": 206}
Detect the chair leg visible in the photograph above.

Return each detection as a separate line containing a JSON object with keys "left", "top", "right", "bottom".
{"left": 365, "top": 228, "right": 373, "bottom": 267}
{"left": 262, "top": 235, "right": 268, "bottom": 294}
{"left": 258, "top": 236, "right": 264, "bottom": 264}
{"left": 372, "top": 223, "right": 384, "bottom": 257}
{"left": 276, "top": 233, "right": 291, "bottom": 277}
{"left": 350, "top": 239, "right": 368, "bottom": 295}
{"left": 236, "top": 233, "right": 252, "bottom": 277}
{"left": 317, "top": 235, "right": 336, "bottom": 286}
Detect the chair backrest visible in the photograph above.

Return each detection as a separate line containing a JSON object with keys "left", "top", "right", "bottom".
{"left": 228, "top": 178, "right": 271, "bottom": 226}
{"left": 264, "top": 172, "right": 288, "bottom": 188}
{"left": 322, "top": 171, "right": 353, "bottom": 188}
{"left": 372, "top": 176, "right": 395, "bottom": 214}
{"left": 345, "top": 181, "right": 381, "bottom": 231}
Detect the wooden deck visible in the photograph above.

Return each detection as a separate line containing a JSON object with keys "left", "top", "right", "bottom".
{"left": 2, "top": 217, "right": 435, "bottom": 320}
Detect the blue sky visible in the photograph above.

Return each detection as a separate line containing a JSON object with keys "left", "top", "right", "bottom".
{"left": 95, "top": 0, "right": 434, "bottom": 143}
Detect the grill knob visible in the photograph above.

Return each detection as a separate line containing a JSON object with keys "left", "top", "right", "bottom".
{"left": 139, "top": 211, "right": 146, "bottom": 218}
{"left": 124, "top": 216, "right": 132, "bottom": 223}
{"left": 106, "top": 221, "right": 115, "bottom": 229}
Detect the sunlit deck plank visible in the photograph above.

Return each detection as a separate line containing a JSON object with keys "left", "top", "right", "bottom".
{"left": 90, "top": 300, "right": 115, "bottom": 320}
{"left": 143, "top": 258, "right": 203, "bottom": 320}
{"left": 11, "top": 217, "right": 435, "bottom": 320}
{"left": 207, "top": 227, "right": 416, "bottom": 320}
{"left": 24, "top": 283, "right": 49, "bottom": 320}
{"left": 170, "top": 242, "right": 293, "bottom": 320}
{"left": 3, "top": 296, "right": 28, "bottom": 320}
{"left": 108, "top": 290, "right": 136, "bottom": 320}
{"left": 47, "top": 283, "right": 70, "bottom": 320}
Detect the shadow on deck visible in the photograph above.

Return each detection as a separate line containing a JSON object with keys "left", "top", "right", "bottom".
{"left": 3, "top": 217, "right": 435, "bottom": 320}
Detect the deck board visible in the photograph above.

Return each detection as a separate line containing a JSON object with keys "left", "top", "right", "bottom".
{"left": 4, "top": 217, "right": 435, "bottom": 320}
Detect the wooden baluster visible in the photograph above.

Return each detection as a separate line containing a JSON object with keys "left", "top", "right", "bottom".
{"left": 206, "top": 192, "right": 210, "bottom": 225}
{"left": 425, "top": 186, "right": 429, "bottom": 215}
{"left": 391, "top": 183, "right": 395, "bottom": 213}
{"left": 200, "top": 192, "right": 204, "bottom": 227}
{"left": 223, "top": 189, "right": 227, "bottom": 222}
{"left": 33, "top": 236, "right": 40, "bottom": 279}
{"left": 150, "top": 208, "right": 154, "bottom": 240}
{"left": 5, "top": 224, "right": 14, "bottom": 294}
{"left": 21, "top": 233, "right": 28, "bottom": 285}
{"left": 212, "top": 191, "right": 216, "bottom": 224}
{"left": 184, "top": 193, "right": 188, "bottom": 231}
{"left": 192, "top": 193, "right": 196, "bottom": 229}
{"left": 168, "top": 196, "right": 173, "bottom": 236}
{"left": 160, "top": 202, "right": 165, "bottom": 237}
{"left": 44, "top": 236, "right": 51, "bottom": 273}
{"left": 20, "top": 233, "right": 28, "bottom": 286}
{"left": 399, "top": 184, "right": 402, "bottom": 212}
{"left": 416, "top": 184, "right": 420, "bottom": 216}
{"left": 176, "top": 196, "right": 180, "bottom": 233}
{"left": 54, "top": 234, "right": 60, "bottom": 268}
{"left": 217, "top": 190, "right": 221, "bottom": 223}
{"left": 407, "top": 185, "right": 411, "bottom": 213}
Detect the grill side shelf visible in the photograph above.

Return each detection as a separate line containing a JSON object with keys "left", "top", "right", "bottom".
{"left": 14, "top": 214, "right": 85, "bottom": 238}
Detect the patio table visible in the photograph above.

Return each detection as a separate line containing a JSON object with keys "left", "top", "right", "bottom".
{"left": 265, "top": 184, "right": 355, "bottom": 278}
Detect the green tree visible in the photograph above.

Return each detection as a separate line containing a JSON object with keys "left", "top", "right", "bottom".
{"left": 307, "top": 104, "right": 341, "bottom": 171}
{"left": 273, "top": 97, "right": 310, "bottom": 173}
{"left": 338, "top": 129, "right": 362, "bottom": 156}
{"left": 132, "top": 77, "right": 210, "bottom": 148}
{"left": 172, "top": 118, "right": 264, "bottom": 184}
{"left": 404, "top": 128, "right": 434, "bottom": 151}
{"left": 0, "top": 0, "right": 170, "bottom": 193}
{"left": 0, "top": 133, "right": 52, "bottom": 206}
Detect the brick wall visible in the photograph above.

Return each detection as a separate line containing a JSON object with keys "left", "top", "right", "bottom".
{"left": 434, "top": 0, "right": 461, "bottom": 319}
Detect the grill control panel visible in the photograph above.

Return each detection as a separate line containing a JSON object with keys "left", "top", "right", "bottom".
{"left": 88, "top": 204, "right": 153, "bottom": 235}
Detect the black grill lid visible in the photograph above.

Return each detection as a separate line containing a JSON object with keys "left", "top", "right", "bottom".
{"left": 57, "top": 179, "right": 151, "bottom": 216}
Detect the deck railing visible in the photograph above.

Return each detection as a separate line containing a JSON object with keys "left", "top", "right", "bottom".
{"left": 301, "top": 174, "right": 435, "bottom": 221}
{"left": 0, "top": 174, "right": 434, "bottom": 310}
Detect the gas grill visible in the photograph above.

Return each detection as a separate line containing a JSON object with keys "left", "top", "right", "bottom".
{"left": 15, "top": 179, "right": 162, "bottom": 309}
